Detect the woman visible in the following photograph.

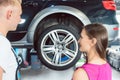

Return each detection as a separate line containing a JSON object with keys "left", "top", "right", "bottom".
{"left": 72, "top": 23, "right": 111, "bottom": 80}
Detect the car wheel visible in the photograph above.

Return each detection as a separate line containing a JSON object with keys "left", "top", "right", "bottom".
{"left": 37, "top": 24, "right": 81, "bottom": 70}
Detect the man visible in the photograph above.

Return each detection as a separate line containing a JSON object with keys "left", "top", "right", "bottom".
{"left": 0, "top": 0, "right": 22, "bottom": 80}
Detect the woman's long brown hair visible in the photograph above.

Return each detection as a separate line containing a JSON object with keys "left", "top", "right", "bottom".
{"left": 84, "top": 23, "right": 108, "bottom": 60}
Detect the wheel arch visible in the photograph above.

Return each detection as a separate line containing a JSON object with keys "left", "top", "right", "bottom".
{"left": 27, "top": 5, "right": 91, "bottom": 43}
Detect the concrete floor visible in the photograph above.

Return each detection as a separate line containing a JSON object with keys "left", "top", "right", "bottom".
{"left": 20, "top": 66, "right": 74, "bottom": 80}
{"left": 20, "top": 66, "right": 120, "bottom": 80}
{"left": 112, "top": 68, "right": 120, "bottom": 80}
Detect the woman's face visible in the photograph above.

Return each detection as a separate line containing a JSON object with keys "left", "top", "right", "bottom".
{"left": 78, "top": 29, "right": 93, "bottom": 53}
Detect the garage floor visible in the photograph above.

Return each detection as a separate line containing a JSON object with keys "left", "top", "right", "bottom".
{"left": 20, "top": 66, "right": 74, "bottom": 80}
{"left": 20, "top": 65, "right": 120, "bottom": 80}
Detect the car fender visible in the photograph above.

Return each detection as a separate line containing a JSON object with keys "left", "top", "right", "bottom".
{"left": 27, "top": 5, "right": 91, "bottom": 42}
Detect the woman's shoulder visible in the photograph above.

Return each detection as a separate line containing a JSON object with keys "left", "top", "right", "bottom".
{"left": 73, "top": 67, "right": 89, "bottom": 80}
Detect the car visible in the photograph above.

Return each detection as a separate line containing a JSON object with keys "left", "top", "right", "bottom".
{"left": 116, "top": 0, "right": 120, "bottom": 39}
{"left": 107, "top": 45, "right": 120, "bottom": 70}
{"left": 7, "top": 0, "right": 119, "bottom": 70}
{"left": 115, "top": 0, "right": 120, "bottom": 10}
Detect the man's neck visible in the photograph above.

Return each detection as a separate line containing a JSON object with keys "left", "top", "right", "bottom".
{"left": 0, "top": 30, "right": 8, "bottom": 37}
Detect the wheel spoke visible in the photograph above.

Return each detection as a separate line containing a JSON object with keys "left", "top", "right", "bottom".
{"left": 42, "top": 45, "right": 55, "bottom": 54}
{"left": 55, "top": 53, "right": 60, "bottom": 64}
{"left": 64, "top": 48, "right": 76, "bottom": 59}
{"left": 49, "top": 31, "right": 60, "bottom": 43}
{"left": 65, "top": 39, "right": 74, "bottom": 46}
{"left": 62, "top": 34, "right": 74, "bottom": 45}
{"left": 52, "top": 53, "right": 61, "bottom": 65}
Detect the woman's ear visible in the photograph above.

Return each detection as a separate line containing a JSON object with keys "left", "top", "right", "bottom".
{"left": 91, "top": 38, "right": 97, "bottom": 46}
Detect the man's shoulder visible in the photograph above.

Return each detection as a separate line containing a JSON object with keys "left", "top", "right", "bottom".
{"left": 0, "top": 35, "right": 11, "bottom": 47}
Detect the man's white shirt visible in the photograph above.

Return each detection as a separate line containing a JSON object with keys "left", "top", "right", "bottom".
{"left": 0, "top": 35, "right": 18, "bottom": 80}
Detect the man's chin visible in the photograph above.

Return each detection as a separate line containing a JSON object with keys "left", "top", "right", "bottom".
{"left": 79, "top": 49, "right": 83, "bottom": 52}
{"left": 79, "top": 49, "right": 85, "bottom": 53}
{"left": 10, "top": 28, "right": 17, "bottom": 31}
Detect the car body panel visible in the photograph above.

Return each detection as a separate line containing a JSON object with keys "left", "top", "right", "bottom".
{"left": 27, "top": 5, "right": 91, "bottom": 42}
{"left": 7, "top": 0, "right": 119, "bottom": 47}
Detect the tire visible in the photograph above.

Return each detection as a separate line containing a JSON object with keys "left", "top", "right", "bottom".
{"left": 37, "top": 24, "right": 81, "bottom": 70}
